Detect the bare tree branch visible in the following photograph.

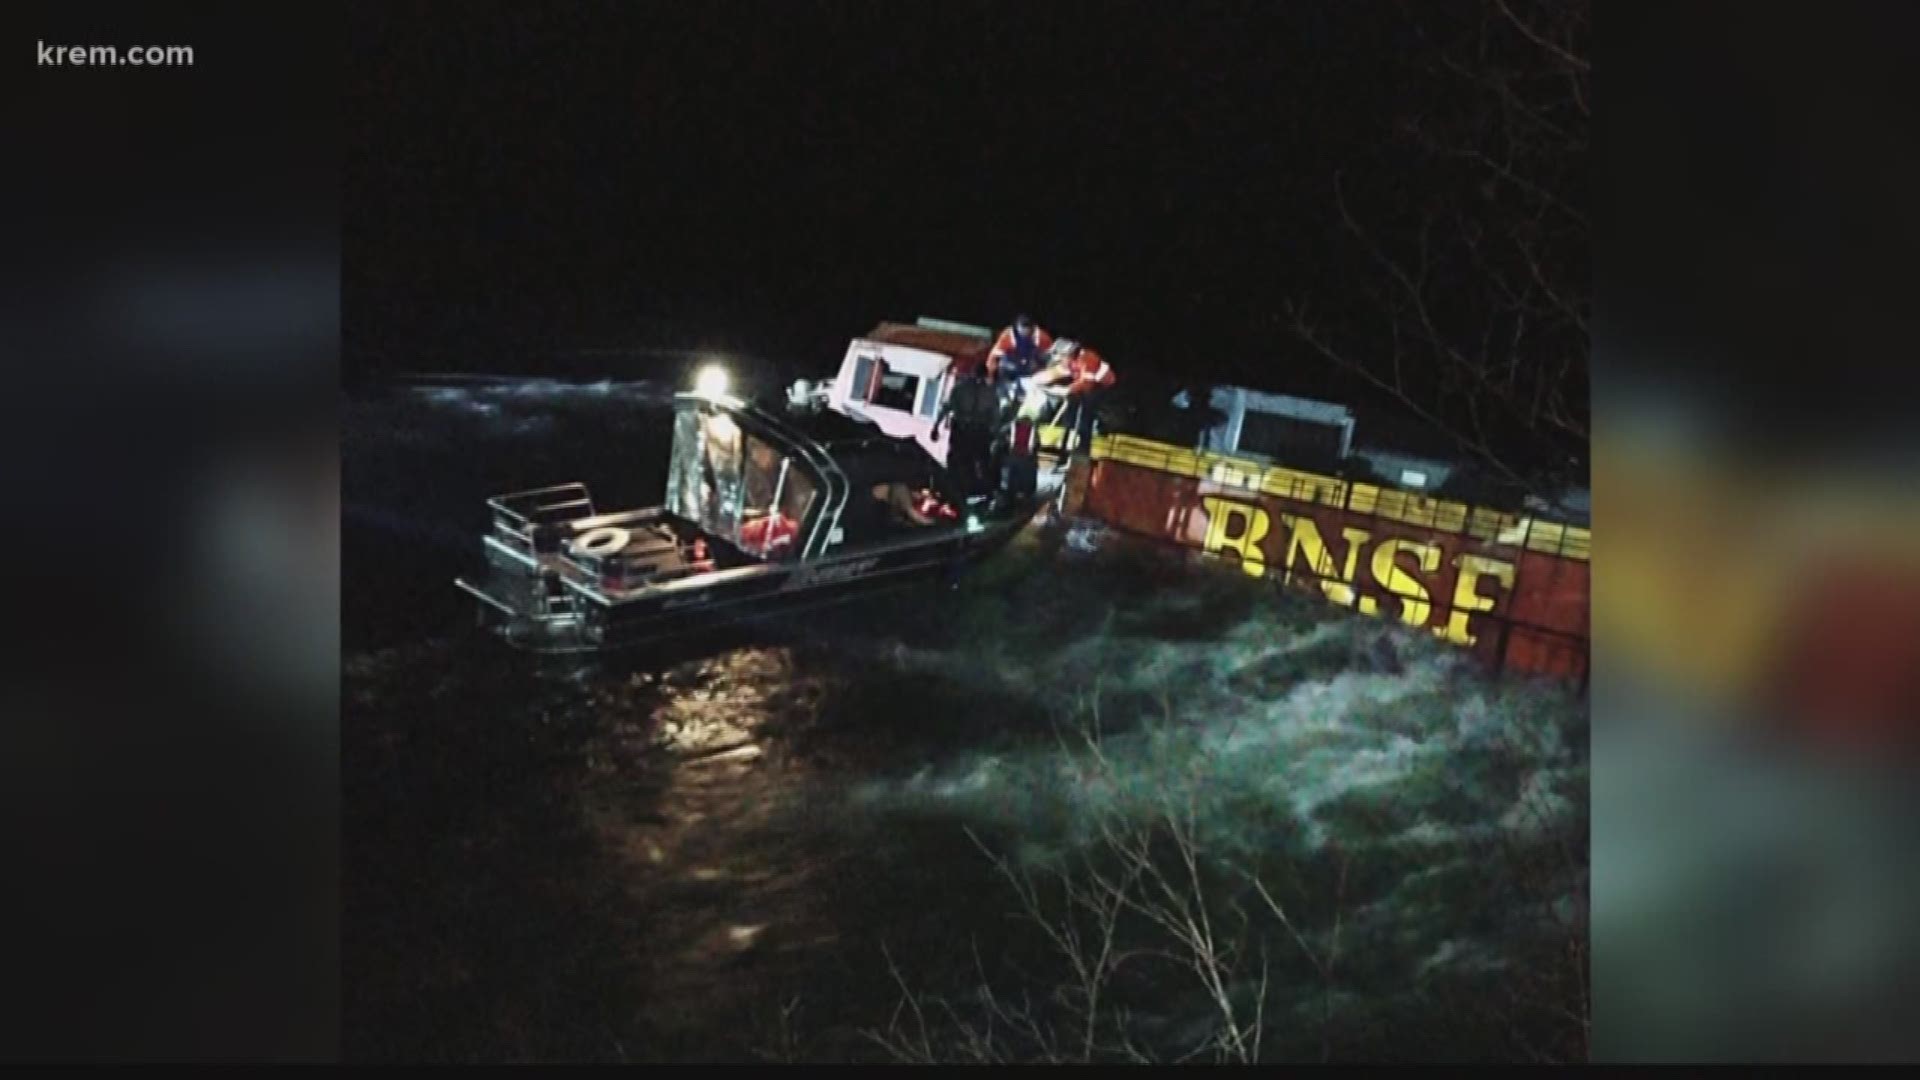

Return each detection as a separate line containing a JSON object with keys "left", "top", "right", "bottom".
{"left": 1288, "top": 0, "right": 1588, "bottom": 497}
{"left": 1493, "top": 0, "right": 1591, "bottom": 76}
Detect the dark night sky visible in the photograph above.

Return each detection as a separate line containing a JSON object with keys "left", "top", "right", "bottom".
{"left": 343, "top": 1, "right": 1542, "bottom": 442}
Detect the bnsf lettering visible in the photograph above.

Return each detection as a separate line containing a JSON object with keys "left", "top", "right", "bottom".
{"left": 1198, "top": 496, "right": 1517, "bottom": 647}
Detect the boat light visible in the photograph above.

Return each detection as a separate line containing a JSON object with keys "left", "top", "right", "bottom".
{"left": 694, "top": 363, "right": 730, "bottom": 397}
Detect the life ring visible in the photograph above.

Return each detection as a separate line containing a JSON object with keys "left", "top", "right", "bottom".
{"left": 570, "top": 526, "right": 631, "bottom": 558}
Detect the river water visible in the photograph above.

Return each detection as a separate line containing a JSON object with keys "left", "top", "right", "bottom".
{"left": 343, "top": 378, "right": 1589, "bottom": 1062}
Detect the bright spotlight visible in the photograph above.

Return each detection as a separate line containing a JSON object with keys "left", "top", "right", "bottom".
{"left": 694, "top": 363, "right": 730, "bottom": 397}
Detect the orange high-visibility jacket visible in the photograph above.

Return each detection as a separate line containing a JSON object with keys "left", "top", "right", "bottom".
{"left": 987, "top": 324, "right": 1054, "bottom": 377}
{"left": 1064, "top": 347, "right": 1116, "bottom": 394}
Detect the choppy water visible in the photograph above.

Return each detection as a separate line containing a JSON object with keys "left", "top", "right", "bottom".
{"left": 343, "top": 378, "right": 1589, "bottom": 1062}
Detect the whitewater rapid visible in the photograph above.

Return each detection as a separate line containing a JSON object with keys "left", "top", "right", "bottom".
{"left": 344, "top": 375, "right": 1589, "bottom": 1062}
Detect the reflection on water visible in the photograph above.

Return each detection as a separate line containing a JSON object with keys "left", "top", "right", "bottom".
{"left": 344, "top": 379, "right": 1588, "bottom": 1062}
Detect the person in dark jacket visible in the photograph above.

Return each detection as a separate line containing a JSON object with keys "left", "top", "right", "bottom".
{"left": 934, "top": 371, "right": 1003, "bottom": 501}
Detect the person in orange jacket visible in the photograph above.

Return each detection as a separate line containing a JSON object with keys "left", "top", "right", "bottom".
{"left": 1040, "top": 339, "right": 1117, "bottom": 454}
{"left": 985, "top": 314, "right": 1054, "bottom": 392}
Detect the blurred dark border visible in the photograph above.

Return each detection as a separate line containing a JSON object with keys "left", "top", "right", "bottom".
{"left": 2, "top": 3, "right": 338, "bottom": 1060}
{"left": 1595, "top": 3, "right": 1920, "bottom": 1062}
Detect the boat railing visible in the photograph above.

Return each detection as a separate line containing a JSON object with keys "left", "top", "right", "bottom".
{"left": 486, "top": 482, "right": 597, "bottom": 560}
{"left": 563, "top": 508, "right": 666, "bottom": 535}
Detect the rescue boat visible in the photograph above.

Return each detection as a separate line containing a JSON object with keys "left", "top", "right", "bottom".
{"left": 453, "top": 319, "right": 1070, "bottom": 653}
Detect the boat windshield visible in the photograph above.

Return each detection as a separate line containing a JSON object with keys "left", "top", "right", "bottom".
{"left": 666, "top": 400, "right": 819, "bottom": 560}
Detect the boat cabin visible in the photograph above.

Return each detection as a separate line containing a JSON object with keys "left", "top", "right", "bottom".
{"left": 476, "top": 389, "right": 961, "bottom": 604}
{"left": 662, "top": 392, "right": 836, "bottom": 565}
